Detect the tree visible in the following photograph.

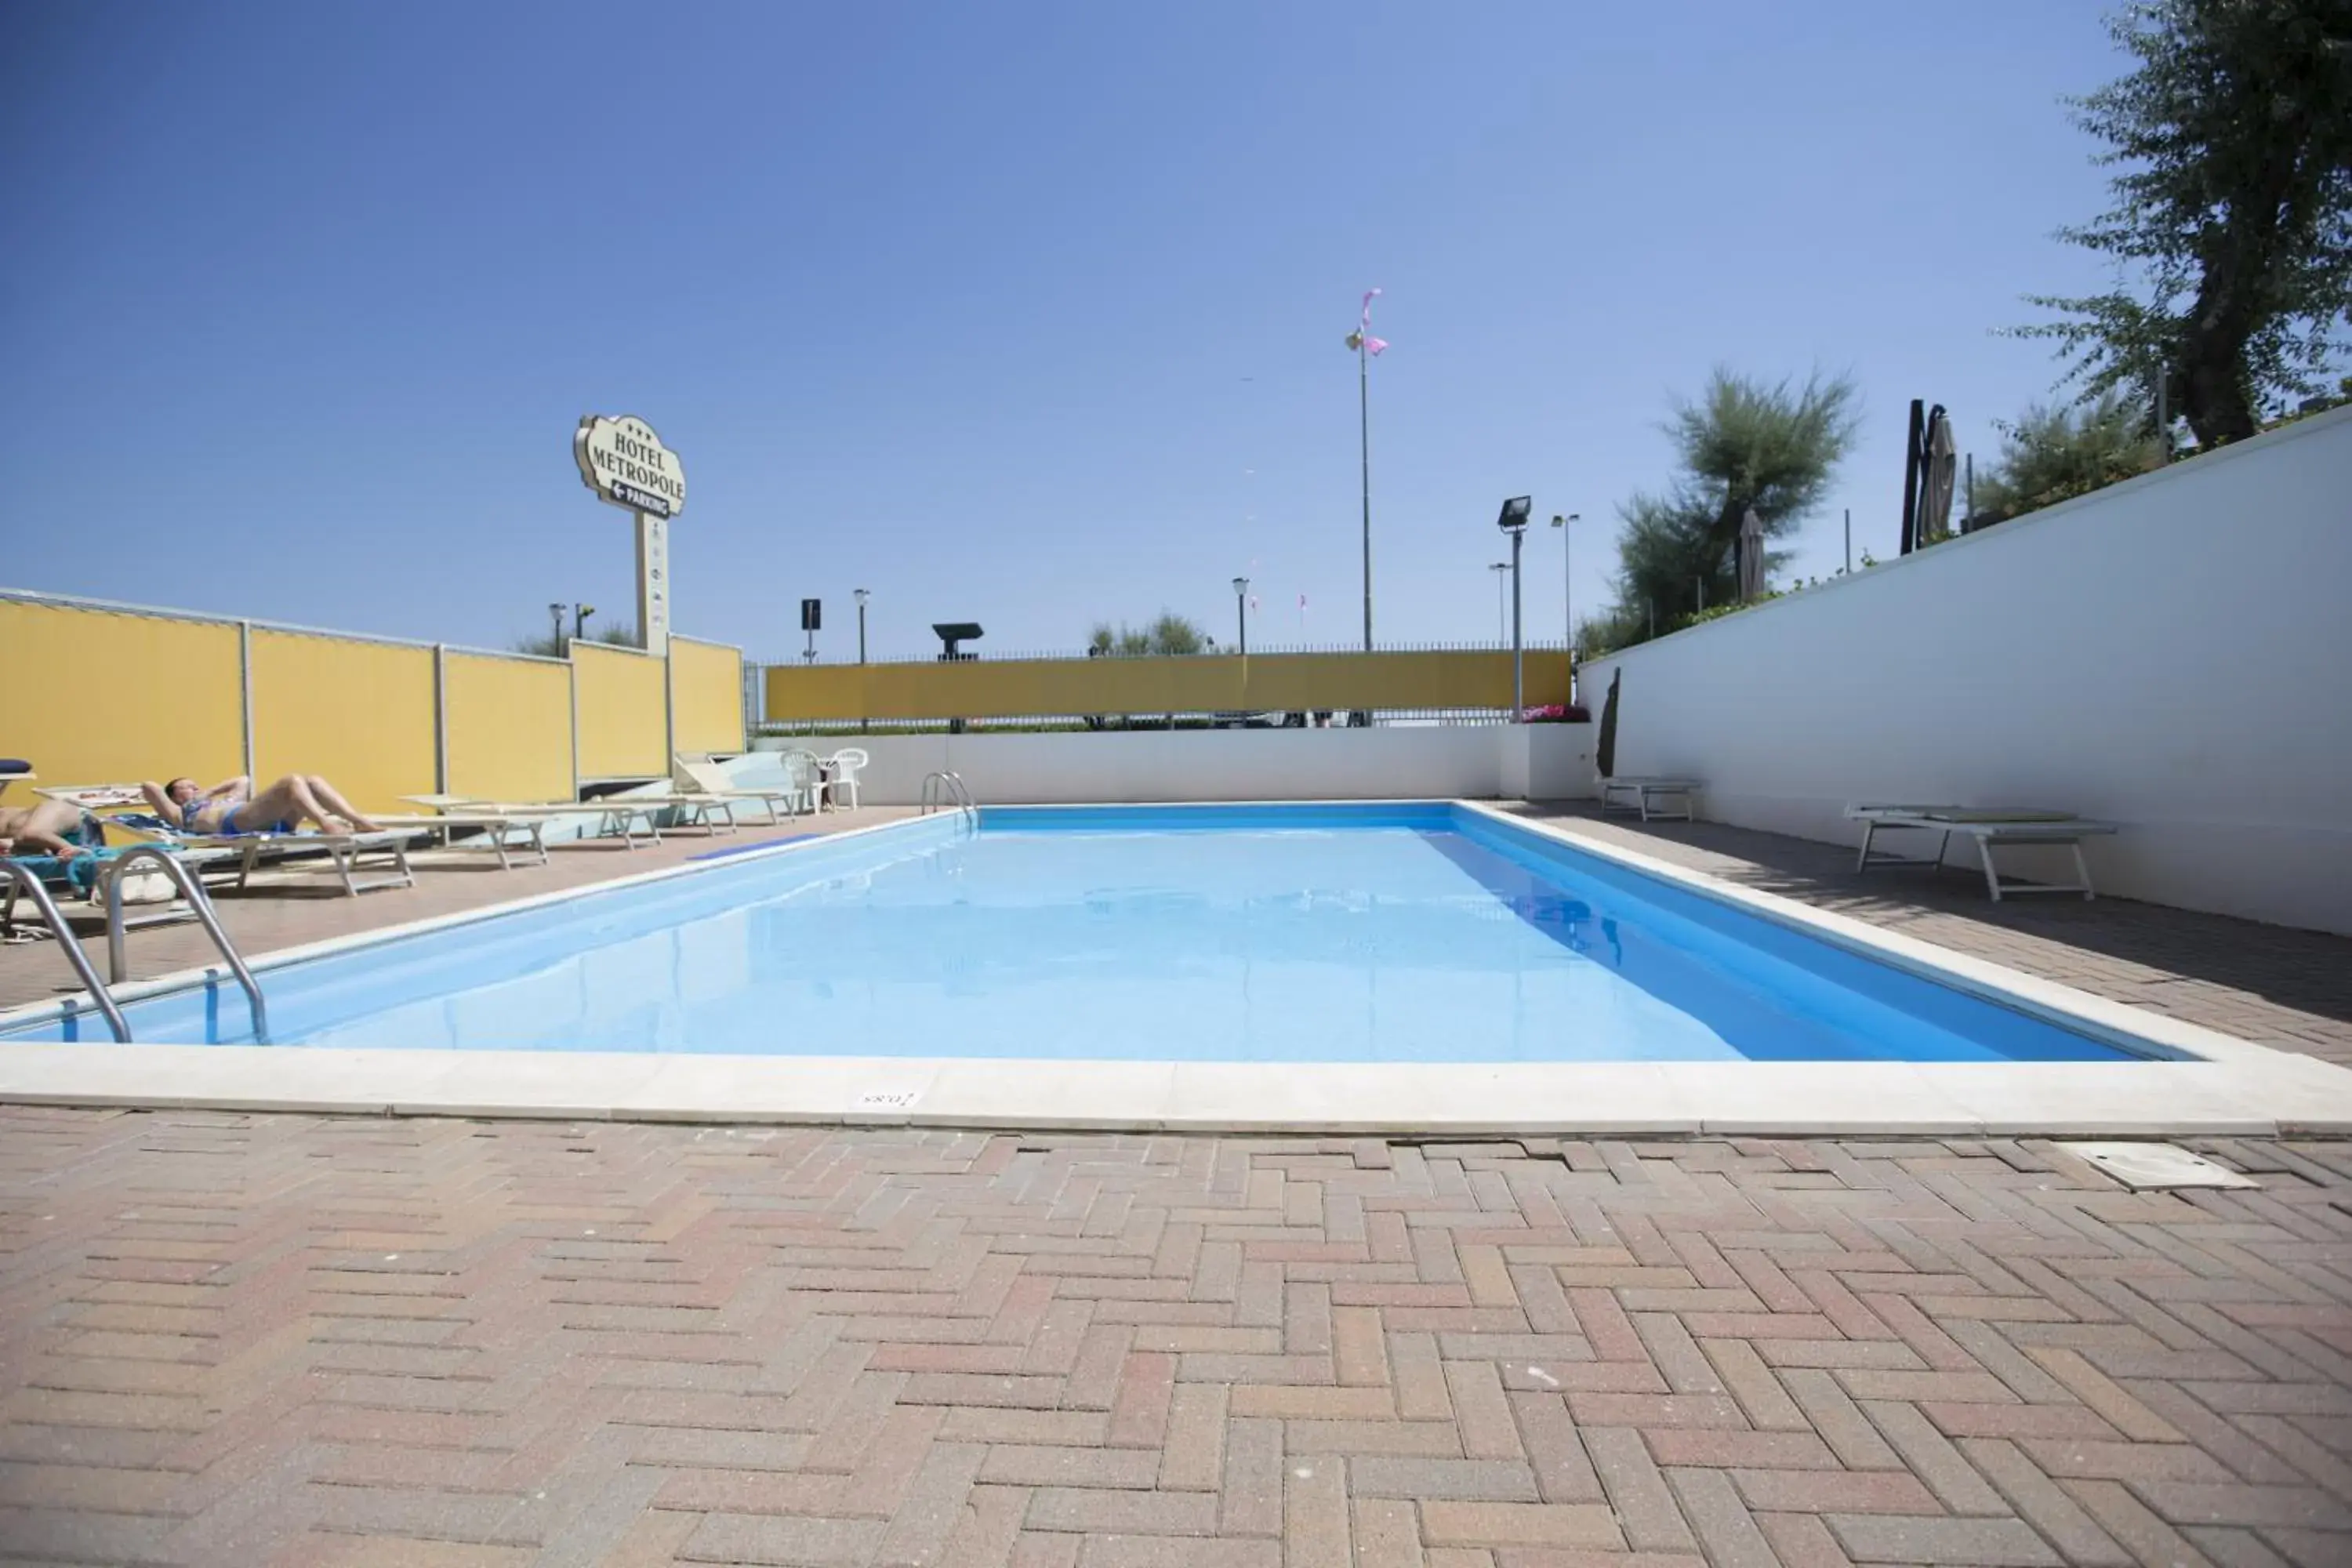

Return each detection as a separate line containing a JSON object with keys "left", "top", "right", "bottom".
{"left": 1087, "top": 612, "right": 1210, "bottom": 656}
{"left": 1970, "top": 392, "right": 2163, "bottom": 524}
{"left": 510, "top": 619, "right": 643, "bottom": 659}
{"left": 584, "top": 620, "right": 645, "bottom": 649}
{"left": 1584, "top": 369, "right": 1857, "bottom": 647}
{"left": 2016, "top": 1, "right": 2352, "bottom": 447}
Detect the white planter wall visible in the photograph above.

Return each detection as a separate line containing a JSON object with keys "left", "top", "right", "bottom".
{"left": 1501, "top": 724, "right": 1597, "bottom": 800}
{"left": 759, "top": 724, "right": 1599, "bottom": 808}
{"left": 1582, "top": 407, "right": 2352, "bottom": 935}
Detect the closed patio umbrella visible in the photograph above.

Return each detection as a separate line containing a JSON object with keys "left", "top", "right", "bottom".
{"left": 1918, "top": 405, "right": 1958, "bottom": 543}
{"left": 1737, "top": 506, "right": 1766, "bottom": 603}
{"left": 1595, "top": 670, "right": 1621, "bottom": 780}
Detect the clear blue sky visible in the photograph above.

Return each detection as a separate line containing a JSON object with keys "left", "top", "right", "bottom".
{"left": 2, "top": 2, "right": 2124, "bottom": 662}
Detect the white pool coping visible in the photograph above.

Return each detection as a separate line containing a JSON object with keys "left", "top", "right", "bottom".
{"left": 3, "top": 800, "right": 2349, "bottom": 1137}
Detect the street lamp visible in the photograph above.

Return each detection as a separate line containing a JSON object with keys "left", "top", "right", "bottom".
{"left": 854, "top": 588, "right": 869, "bottom": 664}
{"left": 1551, "top": 511, "right": 1580, "bottom": 699}
{"left": 573, "top": 602, "right": 597, "bottom": 641}
{"left": 1487, "top": 563, "right": 1510, "bottom": 643}
{"left": 548, "top": 601, "right": 566, "bottom": 655}
{"left": 1232, "top": 576, "right": 1250, "bottom": 657}
{"left": 1497, "top": 496, "right": 1531, "bottom": 719}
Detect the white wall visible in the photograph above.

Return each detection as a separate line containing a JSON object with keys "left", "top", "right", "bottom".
{"left": 1583, "top": 406, "right": 2352, "bottom": 935}
{"left": 762, "top": 724, "right": 1596, "bottom": 808}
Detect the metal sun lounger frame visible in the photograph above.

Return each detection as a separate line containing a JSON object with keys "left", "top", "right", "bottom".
{"left": 36, "top": 786, "right": 415, "bottom": 896}
{"left": 2, "top": 842, "right": 244, "bottom": 944}
{"left": 1844, "top": 804, "right": 2118, "bottom": 902}
{"left": 401, "top": 794, "right": 739, "bottom": 850}
{"left": 1596, "top": 776, "right": 1700, "bottom": 822}
{"left": 368, "top": 811, "right": 553, "bottom": 869}
{"left": 672, "top": 757, "right": 811, "bottom": 825}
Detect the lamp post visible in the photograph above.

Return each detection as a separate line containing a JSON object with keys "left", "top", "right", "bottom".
{"left": 1497, "top": 496, "right": 1531, "bottom": 719}
{"left": 1345, "top": 292, "right": 1385, "bottom": 652}
{"left": 573, "top": 602, "right": 596, "bottom": 642}
{"left": 1488, "top": 563, "right": 1510, "bottom": 643}
{"left": 1551, "top": 511, "right": 1578, "bottom": 699}
{"left": 854, "top": 588, "right": 869, "bottom": 663}
{"left": 1232, "top": 576, "right": 1250, "bottom": 657}
{"left": 548, "top": 602, "right": 566, "bottom": 655}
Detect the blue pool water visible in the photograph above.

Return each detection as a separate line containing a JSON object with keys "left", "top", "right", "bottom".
{"left": 1, "top": 804, "right": 2143, "bottom": 1062}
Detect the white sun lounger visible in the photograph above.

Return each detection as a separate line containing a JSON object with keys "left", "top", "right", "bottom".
{"left": 1597, "top": 776, "right": 1700, "bottom": 822}
{"left": 40, "top": 786, "right": 417, "bottom": 896}
{"left": 367, "top": 811, "right": 552, "bottom": 870}
{"left": 1845, "top": 804, "right": 2118, "bottom": 901}
{"left": 401, "top": 793, "right": 728, "bottom": 850}
{"left": 673, "top": 757, "right": 806, "bottom": 825}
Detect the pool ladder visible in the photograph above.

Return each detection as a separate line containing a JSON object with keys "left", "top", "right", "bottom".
{"left": 919, "top": 771, "right": 977, "bottom": 826}
{"left": 1, "top": 847, "right": 268, "bottom": 1043}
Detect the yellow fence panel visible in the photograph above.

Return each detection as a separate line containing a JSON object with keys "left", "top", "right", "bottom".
{"left": 573, "top": 641, "right": 668, "bottom": 779}
{"left": 763, "top": 649, "right": 1571, "bottom": 723}
{"left": 0, "top": 599, "right": 245, "bottom": 789}
{"left": 444, "top": 652, "right": 574, "bottom": 804}
{"left": 670, "top": 636, "right": 745, "bottom": 756}
{"left": 250, "top": 630, "right": 437, "bottom": 815}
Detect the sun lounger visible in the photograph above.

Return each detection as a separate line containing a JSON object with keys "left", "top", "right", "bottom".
{"left": 119, "top": 817, "right": 416, "bottom": 896}
{"left": 1844, "top": 804, "right": 2118, "bottom": 901}
{"left": 1, "top": 843, "right": 228, "bottom": 942}
{"left": 40, "top": 786, "right": 416, "bottom": 897}
{"left": 1597, "top": 776, "right": 1700, "bottom": 822}
{"left": 401, "top": 792, "right": 728, "bottom": 849}
{"left": 367, "top": 811, "right": 552, "bottom": 869}
{"left": 673, "top": 757, "right": 807, "bottom": 824}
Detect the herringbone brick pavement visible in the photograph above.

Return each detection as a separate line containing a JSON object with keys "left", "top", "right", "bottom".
{"left": 2, "top": 1109, "right": 2349, "bottom": 1566}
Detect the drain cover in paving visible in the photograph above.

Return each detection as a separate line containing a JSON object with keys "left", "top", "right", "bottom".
{"left": 2059, "top": 1142, "right": 2257, "bottom": 1190}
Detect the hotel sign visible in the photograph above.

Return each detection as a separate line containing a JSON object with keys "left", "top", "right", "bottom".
{"left": 574, "top": 413, "right": 682, "bottom": 657}
{"left": 575, "top": 414, "right": 686, "bottom": 518}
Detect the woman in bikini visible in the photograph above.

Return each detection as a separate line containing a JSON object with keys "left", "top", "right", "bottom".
{"left": 140, "top": 774, "right": 382, "bottom": 837}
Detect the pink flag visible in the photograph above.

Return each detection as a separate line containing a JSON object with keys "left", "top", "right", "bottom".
{"left": 1348, "top": 289, "right": 1388, "bottom": 356}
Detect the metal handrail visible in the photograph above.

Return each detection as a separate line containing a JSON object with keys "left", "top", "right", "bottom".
{"left": 0, "top": 862, "right": 129, "bottom": 1041}
{"left": 104, "top": 847, "right": 268, "bottom": 1042}
{"left": 919, "top": 771, "right": 976, "bottom": 824}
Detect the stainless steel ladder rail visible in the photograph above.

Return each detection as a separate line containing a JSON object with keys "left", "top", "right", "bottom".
{"left": 919, "top": 771, "right": 977, "bottom": 825}
{"left": 104, "top": 847, "right": 270, "bottom": 1041}
{"left": 0, "top": 862, "right": 130, "bottom": 1042}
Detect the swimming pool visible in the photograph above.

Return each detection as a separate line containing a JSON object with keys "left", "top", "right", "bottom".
{"left": 1, "top": 803, "right": 2154, "bottom": 1063}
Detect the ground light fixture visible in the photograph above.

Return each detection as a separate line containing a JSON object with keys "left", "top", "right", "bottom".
{"left": 1497, "top": 497, "right": 1531, "bottom": 717}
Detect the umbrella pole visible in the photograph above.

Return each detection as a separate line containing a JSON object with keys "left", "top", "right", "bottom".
{"left": 1898, "top": 398, "right": 1924, "bottom": 556}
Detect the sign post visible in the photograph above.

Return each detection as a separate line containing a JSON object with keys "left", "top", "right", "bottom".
{"left": 573, "top": 415, "right": 686, "bottom": 657}
{"left": 575, "top": 414, "right": 685, "bottom": 772}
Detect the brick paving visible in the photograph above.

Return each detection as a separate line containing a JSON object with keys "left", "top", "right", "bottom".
{"left": 1510, "top": 805, "right": 2352, "bottom": 1069}
{"left": 3, "top": 1112, "right": 2351, "bottom": 1566}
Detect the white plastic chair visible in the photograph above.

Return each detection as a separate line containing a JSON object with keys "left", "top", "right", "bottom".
{"left": 822, "top": 747, "right": 868, "bottom": 811}
{"left": 778, "top": 750, "right": 824, "bottom": 815}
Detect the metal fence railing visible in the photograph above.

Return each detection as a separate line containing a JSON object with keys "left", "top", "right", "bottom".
{"left": 751, "top": 709, "right": 1521, "bottom": 739}
{"left": 753, "top": 638, "right": 1568, "bottom": 668}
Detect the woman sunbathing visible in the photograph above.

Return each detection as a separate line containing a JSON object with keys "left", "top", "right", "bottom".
{"left": 0, "top": 797, "right": 93, "bottom": 859}
{"left": 141, "top": 775, "right": 382, "bottom": 837}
